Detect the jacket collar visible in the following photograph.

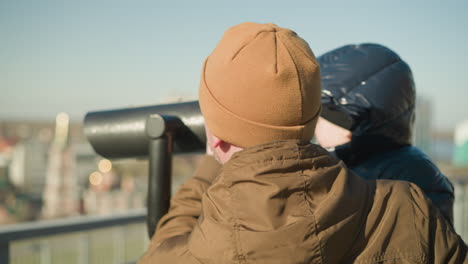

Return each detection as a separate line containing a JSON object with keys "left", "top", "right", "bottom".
{"left": 334, "top": 135, "right": 408, "bottom": 167}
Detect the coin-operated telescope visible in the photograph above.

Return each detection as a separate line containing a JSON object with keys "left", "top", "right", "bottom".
{"left": 84, "top": 101, "right": 205, "bottom": 238}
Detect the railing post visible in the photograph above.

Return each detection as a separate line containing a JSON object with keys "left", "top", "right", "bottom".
{"left": 78, "top": 233, "right": 90, "bottom": 264}
{"left": 463, "top": 183, "right": 468, "bottom": 241}
{"left": 40, "top": 239, "right": 51, "bottom": 264}
{"left": 0, "top": 242, "right": 9, "bottom": 264}
{"left": 454, "top": 181, "right": 465, "bottom": 240}
{"left": 113, "top": 227, "right": 126, "bottom": 264}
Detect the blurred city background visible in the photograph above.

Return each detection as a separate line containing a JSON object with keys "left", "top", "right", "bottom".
{"left": 1, "top": 0, "right": 467, "bottom": 263}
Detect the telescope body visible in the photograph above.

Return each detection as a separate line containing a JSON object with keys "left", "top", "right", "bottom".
{"left": 84, "top": 101, "right": 205, "bottom": 159}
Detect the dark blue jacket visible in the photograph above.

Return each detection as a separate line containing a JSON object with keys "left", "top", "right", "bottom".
{"left": 318, "top": 44, "right": 454, "bottom": 224}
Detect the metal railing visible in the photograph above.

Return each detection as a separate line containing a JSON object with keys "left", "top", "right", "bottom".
{"left": 0, "top": 210, "right": 147, "bottom": 264}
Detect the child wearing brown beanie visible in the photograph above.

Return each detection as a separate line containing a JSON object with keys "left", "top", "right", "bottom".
{"left": 140, "top": 22, "right": 466, "bottom": 264}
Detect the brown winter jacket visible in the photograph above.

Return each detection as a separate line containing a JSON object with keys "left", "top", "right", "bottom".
{"left": 139, "top": 140, "right": 467, "bottom": 264}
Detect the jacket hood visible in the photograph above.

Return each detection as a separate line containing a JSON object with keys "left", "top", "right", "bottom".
{"left": 317, "top": 44, "right": 415, "bottom": 163}
{"left": 188, "top": 140, "right": 373, "bottom": 263}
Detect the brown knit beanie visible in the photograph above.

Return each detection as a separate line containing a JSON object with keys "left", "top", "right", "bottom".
{"left": 199, "top": 22, "right": 321, "bottom": 148}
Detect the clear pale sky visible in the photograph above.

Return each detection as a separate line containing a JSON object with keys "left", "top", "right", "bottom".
{"left": 1, "top": 0, "right": 467, "bottom": 130}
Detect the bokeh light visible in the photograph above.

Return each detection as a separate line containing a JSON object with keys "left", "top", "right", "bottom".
{"left": 89, "top": 171, "right": 103, "bottom": 186}
{"left": 98, "top": 159, "right": 112, "bottom": 173}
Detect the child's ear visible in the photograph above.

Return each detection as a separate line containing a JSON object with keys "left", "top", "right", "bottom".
{"left": 218, "top": 140, "right": 231, "bottom": 152}
{"left": 345, "top": 131, "right": 352, "bottom": 139}
{"left": 213, "top": 138, "right": 222, "bottom": 148}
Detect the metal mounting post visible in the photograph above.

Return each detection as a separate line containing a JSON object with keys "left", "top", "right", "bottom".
{"left": 0, "top": 242, "right": 9, "bottom": 264}
{"left": 145, "top": 114, "right": 182, "bottom": 238}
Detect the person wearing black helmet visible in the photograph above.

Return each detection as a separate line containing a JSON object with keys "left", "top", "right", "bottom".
{"left": 315, "top": 43, "right": 454, "bottom": 224}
